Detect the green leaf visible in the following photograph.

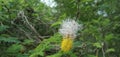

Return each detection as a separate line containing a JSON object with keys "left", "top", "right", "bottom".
{"left": 73, "top": 41, "right": 82, "bottom": 47}
{"left": 106, "top": 48, "right": 115, "bottom": 53}
{"left": 22, "top": 39, "right": 34, "bottom": 45}
{"left": 87, "top": 54, "right": 96, "bottom": 57}
{"left": 81, "top": 0, "right": 93, "bottom": 2}
{"left": 102, "top": 19, "right": 110, "bottom": 26}
{"left": 47, "top": 52, "right": 62, "bottom": 57}
{"left": 7, "top": 44, "right": 24, "bottom": 53}
{"left": 30, "top": 33, "right": 61, "bottom": 57}
{"left": 51, "top": 21, "right": 61, "bottom": 27}
{"left": 0, "top": 25, "right": 9, "bottom": 32}
{"left": 93, "top": 42, "right": 102, "bottom": 48}
{"left": 105, "top": 34, "right": 113, "bottom": 41}
{"left": 0, "top": 36, "right": 20, "bottom": 43}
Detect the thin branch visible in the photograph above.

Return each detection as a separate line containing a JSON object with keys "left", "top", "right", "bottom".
{"left": 18, "top": 11, "right": 44, "bottom": 41}
{"left": 102, "top": 47, "right": 105, "bottom": 57}
{"left": 96, "top": 49, "right": 99, "bottom": 57}
{"left": 18, "top": 27, "right": 32, "bottom": 40}
{"left": 75, "top": 0, "right": 80, "bottom": 20}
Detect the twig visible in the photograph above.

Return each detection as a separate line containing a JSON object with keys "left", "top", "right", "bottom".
{"left": 96, "top": 49, "right": 99, "bottom": 57}
{"left": 102, "top": 43, "right": 105, "bottom": 57}
{"left": 75, "top": 0, "right": 80, "bottom": 20}
{"left": 18, "top": 27, "right": 32, "bottom": 40}
{"left": 19, "top": 11, "right": 44, "bottom": 41}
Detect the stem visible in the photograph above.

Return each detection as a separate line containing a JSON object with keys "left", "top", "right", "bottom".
{"left": 19, "top": 11, "right": 44, "bottom": 42}
{"left": 96, "top": 49, "right": 99, "bottom": 57}
{"left": 102, "top": 45, "right": 105, "bottom": 57}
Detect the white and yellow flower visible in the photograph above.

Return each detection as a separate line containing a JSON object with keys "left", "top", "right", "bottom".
{"left": 59, "top": 19, "right": 82, "bottom": 52}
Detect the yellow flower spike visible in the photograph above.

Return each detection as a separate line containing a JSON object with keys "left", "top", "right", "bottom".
{"left": 61, "top": 37, "right": 73, "bottom": 52}
{"left": 59, "top": 19, "right": 82, "bottom": 52}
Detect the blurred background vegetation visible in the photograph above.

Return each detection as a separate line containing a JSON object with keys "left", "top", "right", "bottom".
{"left": 0, "top": 0, "right": 120, "bottom": 57}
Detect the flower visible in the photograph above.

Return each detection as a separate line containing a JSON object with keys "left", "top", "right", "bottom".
{"left": 59, "top": 19, "right": 82, "bottom": 39}
{"left": 59, "top": 19, "right": 82, "bottom": 52}
{"left": 61, "top": 36, "right": 73, "bottom": 52}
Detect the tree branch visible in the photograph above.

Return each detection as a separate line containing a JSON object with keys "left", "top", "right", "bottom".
{"left": 19, "top": 11, "right": 44, "bottom": 42}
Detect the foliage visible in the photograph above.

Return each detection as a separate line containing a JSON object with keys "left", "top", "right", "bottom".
{"left": 30, "top": 33, "right": 62, "bottom": 57}
{"left": 0, "top": 0, "right": 120, "bottom": 57}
